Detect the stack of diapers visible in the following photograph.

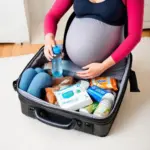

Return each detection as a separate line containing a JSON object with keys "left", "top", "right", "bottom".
{"left": 19, "top": 68, "right": 52, "bottom": 98}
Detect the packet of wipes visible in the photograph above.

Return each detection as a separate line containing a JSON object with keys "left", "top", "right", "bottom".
{"left": 54, "top": 80, "right": 93, "bottom": 111}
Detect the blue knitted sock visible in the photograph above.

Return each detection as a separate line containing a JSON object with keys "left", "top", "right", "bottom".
{"left": 35, "top": 67, "right": 45, "bottom": 73}
{"left": 27, "top": 72, "right": 53, "bottom": 98}
{"left": 19, "top": 68, "right": 37, "bottom": 91}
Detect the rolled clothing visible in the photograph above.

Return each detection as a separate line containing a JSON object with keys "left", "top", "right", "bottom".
{"left": 65, "top": 17, "right": 127, "bottom": 81}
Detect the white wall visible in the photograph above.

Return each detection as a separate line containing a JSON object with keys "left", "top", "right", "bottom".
{"left": 24, "top": 0, "right": 31, "bottom": 41}
{"left": 28, "top": 0, "right": 46, "bottom": 24}
{"left": 0, "top": 0, "right": 30, "bottom": 43}
{"left": 28, "top": 0, "right": 73, "bottom": 43}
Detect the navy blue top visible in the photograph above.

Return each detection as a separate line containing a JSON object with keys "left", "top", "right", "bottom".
{"left": 73, "top": 0, "right": 127, "bottom": 25}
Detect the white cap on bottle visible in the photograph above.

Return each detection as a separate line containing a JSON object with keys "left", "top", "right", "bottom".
{"left": 102, "top": 93, "right": 115, "bottom": 102}
{"left": 78, "top": 80, "right": 90, "bottom": 90}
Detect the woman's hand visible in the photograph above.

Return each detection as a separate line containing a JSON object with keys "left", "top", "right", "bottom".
{"left": 44, "top": 33, "right": 56, "bottom": 61}
{"left": 77, "top": 63, "right": 106, "bottom": 79}
{"left": 77, "top": 56, "right": 116, "bottom": 79}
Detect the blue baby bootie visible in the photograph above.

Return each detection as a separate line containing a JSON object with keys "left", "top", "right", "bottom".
{"left": 19, "top": 68, "right": 37, "bottom": 91}
{"left": 35, "top": 67, "right": 45, "bottom": 73}
{"left": 27, "top": 72, "right": 52, "bottom": 98}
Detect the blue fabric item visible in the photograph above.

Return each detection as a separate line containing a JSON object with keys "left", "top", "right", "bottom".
{"left": 73, "top": 0, "right": 127, "bottom": 26}
{"left": 27, "top": 72, "right": 52, "bottom": 98}
{"left": 19, "top": 68, "right": 37, "bottom": 91}
{"left": 35, "top": 67, "right": 45, "bottom": 73}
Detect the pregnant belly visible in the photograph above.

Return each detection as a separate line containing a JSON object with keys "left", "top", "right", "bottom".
{"left": 65, "top": 17, "right": 123, "bottom": 67}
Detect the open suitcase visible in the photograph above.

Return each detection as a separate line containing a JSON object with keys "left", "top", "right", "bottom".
{"left": 13, "top": 13, "right": 140, "bottom": 137}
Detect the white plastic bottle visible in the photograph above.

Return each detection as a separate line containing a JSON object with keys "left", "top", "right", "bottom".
{"left": 93, "top": 94, "right": 115, "bottom": 118}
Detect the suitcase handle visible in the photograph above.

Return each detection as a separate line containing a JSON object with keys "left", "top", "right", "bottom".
{"left": 34, "top": 109, "right": 76, "bottom": 130}
{"left": 13, "top": 79, "right": 18, "bottom": 91}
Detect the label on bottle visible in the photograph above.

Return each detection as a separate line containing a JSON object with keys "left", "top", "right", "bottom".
{"left": 79, "top": 102, "right": 99, "bottom": 114}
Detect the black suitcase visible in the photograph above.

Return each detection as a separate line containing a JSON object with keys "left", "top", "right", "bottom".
{"left": 12, "top": 13, "right": 140, "bottom": 137}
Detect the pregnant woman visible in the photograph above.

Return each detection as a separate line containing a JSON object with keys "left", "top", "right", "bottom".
{"left": 44, "top": 0, "right": 144, "bottom": 80}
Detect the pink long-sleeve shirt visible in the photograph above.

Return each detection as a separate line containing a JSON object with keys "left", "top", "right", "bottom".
{"left": 44, "top": 0, "right": 144, "bottom": 63}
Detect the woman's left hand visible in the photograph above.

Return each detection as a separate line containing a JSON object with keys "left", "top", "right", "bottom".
{"left": 77, "top": 63, "right": 106, "bottom": 79}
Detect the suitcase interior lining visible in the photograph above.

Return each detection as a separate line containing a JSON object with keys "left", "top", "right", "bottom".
{"left": 18, "top": 49, "right": 131, "bottom": 120}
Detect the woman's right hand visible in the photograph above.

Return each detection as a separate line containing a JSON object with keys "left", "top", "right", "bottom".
{"left": 44, "top": 33, "right": 56, "bottom": 61}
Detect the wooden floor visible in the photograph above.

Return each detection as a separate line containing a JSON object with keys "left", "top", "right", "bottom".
{"left": 0, "top": 44, "right": 43, "bottom": 58}
{"left": 0, "top": 30, "right": 150, "bottom": 58}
